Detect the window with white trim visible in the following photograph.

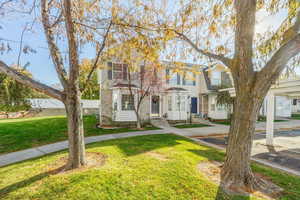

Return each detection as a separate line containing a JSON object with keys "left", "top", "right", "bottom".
{"left": 211, "top": 71, "right": 221, "bottom": 86}
{"left": 168, "top": 96, "right": 172, "bottom": 111}
{"left": 183, "top": 71, "right": 196, "bottom": 86}
{"left": 121, "top": 94, "right": 135, "bottom": 110}
{"left": 107, "top": 62, "right": 128, "bottom": 80}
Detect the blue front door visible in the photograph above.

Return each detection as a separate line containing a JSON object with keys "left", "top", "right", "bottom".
{"left": 191, "top": 97, "right": 197, "bottom": 114}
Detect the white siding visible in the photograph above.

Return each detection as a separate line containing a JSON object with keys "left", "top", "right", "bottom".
{"left": 275, "top": 96, "right": 291, "bottom": 117}
{"left": 207, "top": 94, "right": 228, "bottom": 119}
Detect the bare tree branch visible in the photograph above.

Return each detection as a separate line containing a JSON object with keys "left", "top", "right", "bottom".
{"left": 0, "top": 0, "right": 13, "bottom": 10}
{"left": 174, "top": 31, "right": 232, "bottom": 67}
{"left": 81, "top": 21, "right": 112, "bottom": 92}
{"left": 258, "top": 10, "right": 300, "bottom": 82}
{"left": 50, "top": 11, "right": 63, "bottom": 28}
{"left": 17, "top": 23, "right": 28, "bottom": 67}
{"left": 0, "top": 60, "right": 64, "bottom": 100}
{"left": 41, "top": 0, "right": 68, "bottom": 88}
{"left": 258, "top": 33, "right": 300, "bottom": 83}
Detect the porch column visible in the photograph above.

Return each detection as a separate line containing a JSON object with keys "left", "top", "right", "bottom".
{"left": 266, "top": 92, "right": 275, "bottom": 146}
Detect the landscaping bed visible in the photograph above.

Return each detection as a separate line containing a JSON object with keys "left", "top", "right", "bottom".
{"left": 173, "top": 123, "right": 211, "bottom": 129}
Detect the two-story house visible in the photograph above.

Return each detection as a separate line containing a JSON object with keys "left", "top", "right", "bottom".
{"left": 97, "top": 60, "right": 204, "bottom": 126}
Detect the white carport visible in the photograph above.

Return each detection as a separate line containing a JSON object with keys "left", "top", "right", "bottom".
{"left": 224, "top": 80, "right": 300, "bottom": 146}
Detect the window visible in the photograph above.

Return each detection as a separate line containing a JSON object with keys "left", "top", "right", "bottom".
{"left": 168, "top": 96, "right": 172, "bottom": 111}
{"left": 107, "top": 62, "right": 128, "bottom": 80}
{"left": 211, "top": 104, "right": 216, "bottom": 111}
{"left": 121, "top": 94, "right": 135, "bottom": 110}
{"left": 175, "top": 95, "right": 186, "bottom": 111}
{"left": 168, "top": 70, "right": 180, "bottom": 85}
{"left": 176, "top": 95, "right": 181, "bottom": 111}
{"left": 113, "top": 93, "right": 118, "bottom": 111}
{"left": 183, "top": 71, "right": 196, "bottom": 86}
{"left": 217, "top": 104, "right": 224, "bottom": 111}
{"left": 293, "top": 99, "right": 297, "bottom": 105}
{"left": 181, "top": 97, "right": 186, "bottom": 111}
{"left": 211, "top": 71, "right": 221, "bottom": 86}
{"left": 166, "top": 69, "right": 170, "bottom": 84}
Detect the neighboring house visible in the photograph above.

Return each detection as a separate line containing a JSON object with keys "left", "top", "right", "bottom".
{"left": 199, "top": 64, "right": 233, "bottom": 120}
{"left": 98, "top": 60, "right": 204, "bottom": 126}
{"left": 201, "top": 65, "right": 293, "bottom": 120}
{"left": 28, "top": 98, "right": 99, "bottom": 116}
{"left": 212, "top": 64, "right": 294, "bottom": 119}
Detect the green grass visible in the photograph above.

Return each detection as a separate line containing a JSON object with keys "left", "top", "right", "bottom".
{"left": 212, "top": 120, "right": 231, "bottom": 125}
{"left": 291, "top": 114, "right": 300, "bottom": 120}
{"left": 0, "top": 134, "right": 299, "bottom": 200}
{"left": 0, "top": 115, "right": 159, "bottom": 154}
{"left": 174, "top": 123, "right": 211, "bottom": 129}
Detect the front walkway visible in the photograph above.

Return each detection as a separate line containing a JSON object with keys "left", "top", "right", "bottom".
{"left": 0, "top": 129, "right": 165, "bottom": 167}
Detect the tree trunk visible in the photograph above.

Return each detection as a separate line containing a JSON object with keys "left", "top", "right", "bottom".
{"left": 135, "top": 108, "right": 142, "bottom": 129}
{"left": 221, "top": 91, "right": 265, "bottom": 191}
{"left": 65, "top": 89, "right": 86, "bottom": 169}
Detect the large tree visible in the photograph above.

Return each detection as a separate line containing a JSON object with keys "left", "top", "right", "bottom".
{"left": 0, "top": 0, "right": 113, "bottom": 169}
{"left": 117, "top": 0, "right": 300, "bottom": 192}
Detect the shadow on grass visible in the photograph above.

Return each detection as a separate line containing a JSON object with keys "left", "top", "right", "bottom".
{"left": 188, "top": 149, "right": 250, "bottom": 200}
{"left": 0, "top": 166, "right": 64, "bottom": 198}
{"left": 0, "top": 134, "right": 181, "bottom": 198}
{"left": 89, "top": 134, "right": 182, "bottom": 157}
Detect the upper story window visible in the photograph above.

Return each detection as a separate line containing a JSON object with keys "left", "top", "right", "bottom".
{"left": 183, "top": 71, "right": 196, "bottom": 86}
{"left": 107, "top": 62, "right": 128, "bottom": 80}
{"left": 166, "top": 69, "right": 180, "bottom": 85}
{"left": 211, "top": 71, "right": 221, "bottom": 86}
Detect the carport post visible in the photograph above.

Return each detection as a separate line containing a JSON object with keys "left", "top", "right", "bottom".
{"left": 266, "top": 92, "right": 275, "bottom": 146}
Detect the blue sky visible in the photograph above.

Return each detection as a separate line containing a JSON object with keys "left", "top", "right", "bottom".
{"left": 0, "top": 3, "right": 291, "bottom": 85}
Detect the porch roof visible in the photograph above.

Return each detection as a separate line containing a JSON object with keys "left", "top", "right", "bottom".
{"left": 165, "top": 87, "right": 188, "bottom": 92}
{"left": 112, "top": 83, "right": 138, "bottom": 88}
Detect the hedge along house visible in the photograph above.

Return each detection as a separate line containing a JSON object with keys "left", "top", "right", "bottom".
{"left": 97, "top": 60, "right": 205, "bottom": 126}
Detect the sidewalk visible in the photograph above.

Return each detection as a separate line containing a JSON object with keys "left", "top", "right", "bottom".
{"left": 182, "top": 119, "right": 300, "bottom": 137}
{"left": 1, "top": 119, "right": 300, "bottom": 168}
{"left": 0, "top": 129, "right": 165, "bottom": 167}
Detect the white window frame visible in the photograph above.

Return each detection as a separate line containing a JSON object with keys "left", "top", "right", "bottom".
{"left": 112, "top": 63, "right": 128, "bottom": 80}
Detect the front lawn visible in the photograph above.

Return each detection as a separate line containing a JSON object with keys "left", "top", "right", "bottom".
{"left": 0, "top": 134, "right": 299, "bottom": 200}
{"left": 0, "top": 115, "right": 158, "bottom": 154}
{"left": 174, "top": 123, "right": 211, "bottom": 129}
{"left": 211, "top": 120, "right": 231, "bottom": 125}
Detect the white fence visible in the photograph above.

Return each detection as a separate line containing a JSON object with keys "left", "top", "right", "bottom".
{"left": 28, "top": 98, "right": 99, "bottom": 109}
